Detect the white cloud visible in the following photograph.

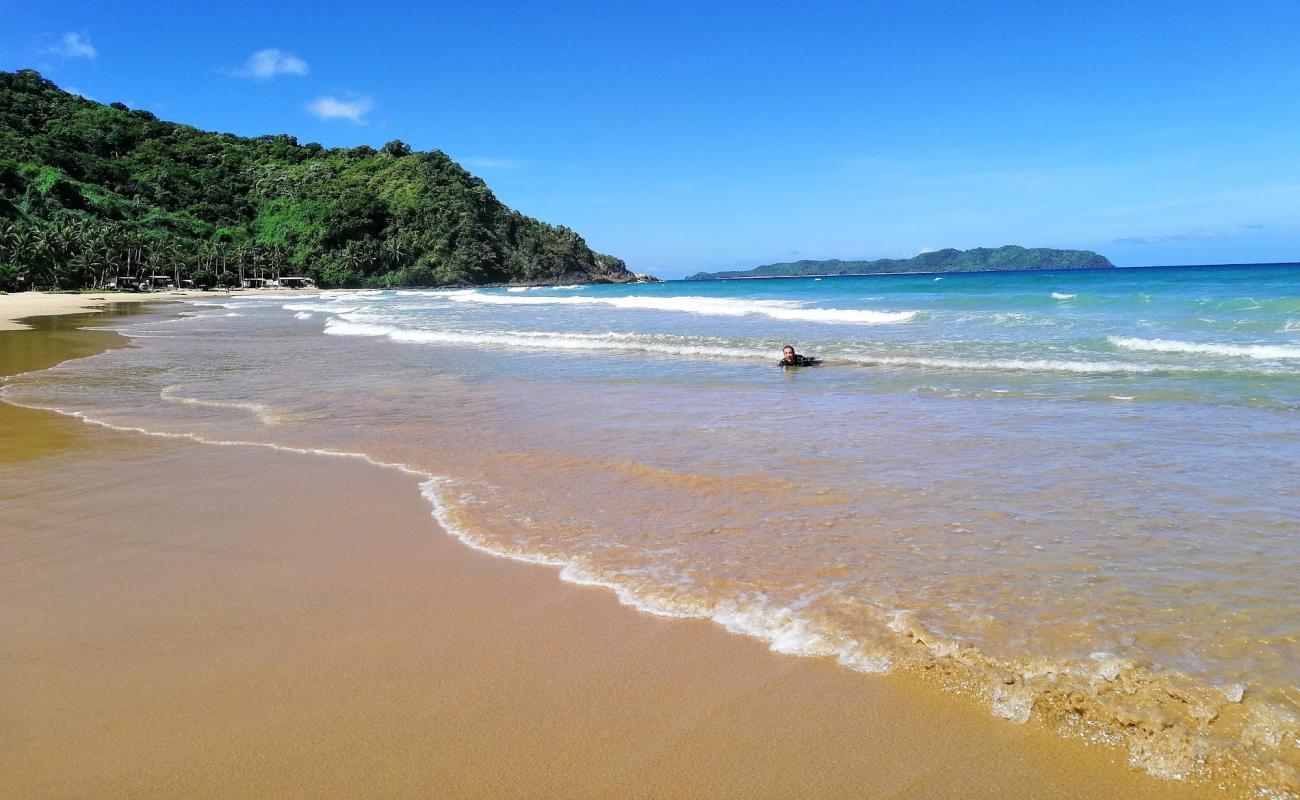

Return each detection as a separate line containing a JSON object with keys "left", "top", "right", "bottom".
{"left": 918, "top": 245, "right": 938, "bottom": 254}
{"left": 50, "top": 32, "right": 97, "bottom": 59}
{"left": 233, "top": 48, "right": 309, "bottom": 79}
{"left": 461, "top": 157, "right": 522, "bottom": 169}
{"left": 306, "top": 95, "right": 374, "bottom": 124}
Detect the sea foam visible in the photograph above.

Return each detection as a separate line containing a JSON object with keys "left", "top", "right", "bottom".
{"left": 1109, "top": 336, "right": 1300, "bottom": 360}
{"left": 160, "top": 385, "right": 278, "bottom": 425}
{"left": 322, "top": 316, "right": 1276, "bottom": 375}
{"left": 439, "top": 291, "right": 918, "bottom": 325}
{"left": 324, "top": 318, "right": 771, "bottom": 359}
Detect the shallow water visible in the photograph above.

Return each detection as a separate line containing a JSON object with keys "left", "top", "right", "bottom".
{"left": 5, "top": 265, "right": 1298, "bottom": 793}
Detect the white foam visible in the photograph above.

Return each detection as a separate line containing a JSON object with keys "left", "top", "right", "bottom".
{"left": 1109, "top": 336, "right": 1300, "bottom": 360}
{"left": 189, "top": 294, "right": 301, "bottom": 308}
{"left": 1089, "top": 651, "right": 1132, "bottom": 682}
{"left": 294, "top": 312, "right": 313, "bottom": 320}
{"left": 853, "top": 354, "right": 1196, "bottom": 375}
{"left": 990, "top": 683, "right": 1036, "bottom": 724}
{"left": 322, "top": 317, "right": 1278, "bottom": 375}
{"left": 128, "top": 313, "right": 205, "bottom": 326}
{"left": 324, "top": 318, "right": 771, "bottom": 360}
{"left": 282, "top": 303, "right": 361, "bottom": 314}
{"left": 1051, "top": 292, "right": 1077, "bottom": 300}
{"left": 440, "top": 291, "right": 918, "bottom": 325}
{"left": 160, "top": 385, "right": 277, "bottom": 425}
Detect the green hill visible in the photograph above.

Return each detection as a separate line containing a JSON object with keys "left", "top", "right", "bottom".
{"left": 0, "top": 69, "right": 634, "bottom": 290}
{"left": 688, "top": 246, "right": 1115, "bottom": 280}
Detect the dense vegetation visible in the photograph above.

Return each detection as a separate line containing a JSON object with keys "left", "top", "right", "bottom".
{"left": 0, "top": 69, "right": 633, "bottom": 290}
{"left": 688, "top": 246, "right": 1115, "bottom": 280}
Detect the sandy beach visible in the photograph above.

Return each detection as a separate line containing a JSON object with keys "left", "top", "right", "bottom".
{"left": 0, "top": 306, "right": 1240, "bottom": 799}
{"left": 0, "top": 289, "right": 302, "bottom": 331}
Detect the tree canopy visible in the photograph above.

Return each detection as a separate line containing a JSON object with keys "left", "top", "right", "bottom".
{"left": 0, "top": 69, "right": 633, "bottom": 290}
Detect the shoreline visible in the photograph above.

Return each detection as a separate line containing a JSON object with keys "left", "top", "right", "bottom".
{"left": 0, "top": 288, "right": 317, "bottom": 331}
{"left": 0, "top": 309, "right": 1248, "bottom": 798}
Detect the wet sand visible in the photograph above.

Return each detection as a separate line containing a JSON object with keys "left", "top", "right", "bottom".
{"left": 0, "top": 311, "right": 1233, "bottom": 799}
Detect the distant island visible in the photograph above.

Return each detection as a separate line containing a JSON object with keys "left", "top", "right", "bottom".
{"left": 0, "top": 70, "right": 638, "bottom": 290}
{"left": 687, "top": 246, "right": 1115, "bottom": 280}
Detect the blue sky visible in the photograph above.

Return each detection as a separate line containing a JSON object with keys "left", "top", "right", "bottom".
{"left": 4, "top": 1, "right": 1299, "bottom": 277}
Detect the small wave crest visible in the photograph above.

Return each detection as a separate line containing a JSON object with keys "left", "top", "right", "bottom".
{"left": 858, "top": 354, "right": 1190, "bottom": 374}
{"left": 282, "top": 303, "right": 362, "bottom": 314}
{"left": 323, "top": 317, "right": 1281, "bottom": 376}
{"left": 1109, "top": 336, "right": 1300, "bottom": 360}
{"left": 1051, "top": 292, "right": 1077, "bottom": 300}
{"left": 324, "top": 318, "right": 771, "bottom": 359}
{"left": 439, "top": 290, "right": 918, "bottom": 325}
{"left": 159, "top": 385, "right": 278, "bottom": 425}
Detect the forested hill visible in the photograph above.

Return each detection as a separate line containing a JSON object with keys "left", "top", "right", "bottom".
{"left": 688, "top": 246, "right": 1115, "bottom": 280}
{"left": 0, "top": 69, "right": 635, "bottom": 289}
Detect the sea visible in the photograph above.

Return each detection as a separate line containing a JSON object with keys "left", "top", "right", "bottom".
{"left": 5, "top": 263, "right": 1298, "bottom": 793}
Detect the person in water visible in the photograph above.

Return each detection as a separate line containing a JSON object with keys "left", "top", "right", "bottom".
{"left": 779, "top": 345, "right": 820, "bottom": 367}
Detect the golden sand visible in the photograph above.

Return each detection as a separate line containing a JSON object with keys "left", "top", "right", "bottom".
{"left": 0, "top": 311, "right": 1234, "bottom": 799}
{"left": 0, "top": 288, "right": 305, "bottom": 331}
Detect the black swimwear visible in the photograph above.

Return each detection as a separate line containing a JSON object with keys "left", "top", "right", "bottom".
{"left": 779, "top": 355, "right": 820, "bottom": 367}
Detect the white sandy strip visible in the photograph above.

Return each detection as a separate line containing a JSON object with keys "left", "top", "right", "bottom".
{"left": 0, "top": 289, "right": 323, "bottom": 331}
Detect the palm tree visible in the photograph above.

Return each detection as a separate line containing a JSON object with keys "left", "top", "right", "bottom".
{"left": 168, "top": 239, "right": 184, "bottom": 287}
{"left": 99, "top": 242, "right": 120, "bottom": 288}
{"left": 72, "top": 247, "right": 100, "bottom": 289}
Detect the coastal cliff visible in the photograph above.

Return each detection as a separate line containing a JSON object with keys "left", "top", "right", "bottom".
{"left": 0, "top": 70, "right": 635, "bottom": 289}
{"left": 688, "top": 245, "right": 1115, "bottom": 280}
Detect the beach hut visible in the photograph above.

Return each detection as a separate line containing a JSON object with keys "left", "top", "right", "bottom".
{"left": 278, "top": 276, "right": 316, "bottom": 289}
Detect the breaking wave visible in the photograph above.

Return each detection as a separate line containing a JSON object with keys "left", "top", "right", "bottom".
{"left": 320, "top": 317, "right": 1281, "bottom": 376}
{"left": 433, "top": 290, "right": 918, "bottom": 325}
{"left": 1109, "top": 336, "right": 1300, "bottom": 360}
{"left": 324, "top": 319, "right": 770, "bottom": 359}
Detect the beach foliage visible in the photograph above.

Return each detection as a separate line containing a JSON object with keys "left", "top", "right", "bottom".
{"left": 0, "top": 70, "right": 632, "bottom": 290}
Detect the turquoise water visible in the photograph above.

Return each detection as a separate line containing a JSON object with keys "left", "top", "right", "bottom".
{"left": 326, "top": 264, "right": 1300, "bottom": 406}
{"left": 5, "top": 263, "right": 1298, "bottom": 792}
